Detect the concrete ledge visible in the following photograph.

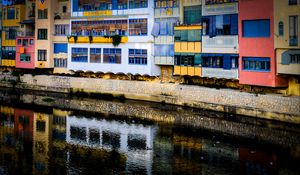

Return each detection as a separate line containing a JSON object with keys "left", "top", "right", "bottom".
{"left": 0, "top": 74, "right": 299, "bottom": 124}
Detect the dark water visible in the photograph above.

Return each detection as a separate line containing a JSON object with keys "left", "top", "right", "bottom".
{"left": 0, "top": 95, "right": 300, "bottom": 174}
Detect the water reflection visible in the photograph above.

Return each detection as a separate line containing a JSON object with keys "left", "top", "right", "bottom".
{"left": 0, "top": 105, "right": 299, "bottom": 175}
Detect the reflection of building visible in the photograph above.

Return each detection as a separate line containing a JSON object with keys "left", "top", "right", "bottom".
{"left": 32, "top": 112, "right": 52, "bottom": 174}
{"left": 14, "top": 108, "right": 33, "bottom": 149}
{"left": 66, "top": 115, "right": 157, "bottom": 175}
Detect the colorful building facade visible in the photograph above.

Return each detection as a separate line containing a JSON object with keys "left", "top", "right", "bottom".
{"left": 1, "top": 0, "right": 26, "bottom": 67}
{"left": 274, "top": 0, "right": 300, "bottom": 95}
{"left": 201, "top": 0, "right": 239, "bottom": 79}
{"left": 67, "top": 0, "right": 160, "bottom": 76}
{"left": 238, "top": 0, "right": 287, "bottom": 87}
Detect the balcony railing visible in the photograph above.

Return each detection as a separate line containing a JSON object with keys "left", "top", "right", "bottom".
{"left": 202, "top": 35, "right": 238, "bottom": 54}
{"left": 17, "top": 32, "right": 34, "bottom": 37}
{"left": 202, "top": 67, "right": 238, "bottom": 79}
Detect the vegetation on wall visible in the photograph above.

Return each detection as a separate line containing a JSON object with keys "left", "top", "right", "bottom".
{"left": 104, "top": 35, "right": 122, "bottom": 47}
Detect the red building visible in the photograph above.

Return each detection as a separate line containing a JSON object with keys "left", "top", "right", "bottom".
{"left": 15, "top": 36, "right": 35, "bottom": 69}
{"left": 238, "top": 0, "right": 287, "bottom": 87}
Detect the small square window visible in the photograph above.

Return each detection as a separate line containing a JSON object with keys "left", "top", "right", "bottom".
{"left": 30, "top": 39, "right": 34, "bottom": 45}
{"left": 17, "top": 39, "right": 22, "bottom": 45}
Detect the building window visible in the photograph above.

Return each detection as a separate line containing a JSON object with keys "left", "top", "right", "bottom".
{"left": 155, "top": 0, "right": 178, "bottom": 8}
{"left": 202, "top": 14, "right": 238, "bottom": 36}
{"left": 128, "top": 49, "right": 147, "bottom": 65}
{"left": 289, "top": 0, "right": 297, "bottom": 5}
{"left": 54, "top": 58, "right": 67, "bottom": 67}
{"left": 77, "top": 1, "right": 112, "bottom": 11}
{"left": 242, "top": 19, "right": 270, "bottom": 37}
{"left": 62, "top": 6, "right": 67, "bottom": 13}
{"left": 90, "top": 48, "right": 101, "bottom": 63}
{"left": 175, "top": 55, "right": 195, "bottom": 66}
{"left": 4, "top": 27, "right": 17, "bottom": 40}
{"left": 129, "top": 19, "right": 147, "bottom": 36}
{"left": 16, "top": 8, "right": 19, "bottom": 19}
{"left": 152, "top": 18, "right": 178, "bottom": 36}
{"left": 242, "top": 57, "right": 270, "bottom": 71}
{"left": 71, "top": 48, "right": 88, "bottom": 62}
{"left": 71, "top": 20, "right": 128, "bottom": 36}
{"left": 3, "top": 8, "right": 6, "bottom": 20}
{"left": 20, "top": 54, "right": 31, "bottom": 62}
{"left": 36, "top": 121, "right": 46, "bottom": 132}
{"left": 174, "top": 30, "right": 201, "bottom": 41}
{"left": 184, "top": 5, "right": 201, "bottom": 25}
{"left": 129, "top": 0, "right": 148, "bottom": 8}
{"left": 290, "top": 54, "right": 300, "bottom": 64}
{"left": 154, "top": 45, "right": 174, "bottom": 56}
{"left": 38, "top": 50, "right": 47, "bottom": 61}
{"left": 231, "top": 56, "right": 238, "bottom": 69}
{"left": 279, "top": 21, "right": 284, "bottom": 36}
{"left": 2, "top": 47, "right": 16, "bottom": 60}
{"left": 7, "top": 8, "right": 15, "bottom": 20}
{"left": 202, "top": 56, "right": 223, "bottom": 68}
{"left": 55, "top": 25, "right": 69, "bottom": 36}
{"left": 38, "top": 9, "right": 48, "bottom": 19}
{"left": 22, "top": 39, "right": 28, "bottom": 47}
{"left": 38, "top": 29, "right": 47, "bottom": 40}
{"left": 103, "top": 48, "right": 121, "bottom": 64}
{"left": 30, "top": 39, "right": 34, "bottom": 45}
{"left": 17, "top": 39, "right": 22, "bottom": 45}
{"left": 289, "top": 16, "right": 298, "bottom": 46}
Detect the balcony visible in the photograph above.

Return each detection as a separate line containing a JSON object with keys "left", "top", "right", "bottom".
{"left": 67, "top": 36, "right": 128, "bottom": 44}
{"left": 174, "top": 42, "right": 201, "bottom": 53}
{"left": 202, "top": 35, "right": 238, "bottom": 54}
{"left": 174, "top": 66, "right": 202, "bottom": 76}
{"left": 202, "top": 68, "right": 238, "bottom": 79}
{"left": 154, "top": 56, "right": 174, "bottom": 65}
{"left": 277, "top": 49, "right": 300, "bottom": 75}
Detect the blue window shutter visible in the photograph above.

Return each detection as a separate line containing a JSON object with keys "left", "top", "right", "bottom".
{"left": 243, "top": 19, "right": 270, "bottom": 37}
{"left": 169, "top": 45, "right": 174, "bottom": 56}
{"left": 151, "top": 22, "right": 160, "bottom": 37}
{"left": 54, "top": 43, "right": 68, "bottom": 54}
{"left": 230, "top": 14, "right": 238, "bottom": 35}
{"left": 223, "top": 15, "right": 230, "bottom": 25}
{"left": 112, "top": 0, "right": 118, "bottom": 9}
{"left": 72, "top": 0, "right": 79, "bottom": 11}
{"left": 281, "top": 51, "right": 291, "bottom": 65}
{"left": 223, "top": 55, "right": 231, "bottom": 69}
{"left": 160, "top": 21, "right": 167, "bottom": 35}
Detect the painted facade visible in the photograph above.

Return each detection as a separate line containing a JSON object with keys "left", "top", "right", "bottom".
{"left": 1, "top": 1, "right": 26, "bottom": 67}
{"left": 274, "top": 0, "right": 300, "bottom": 95}
{"left": 201, "top": 0, "right": 239, "bottom": 79}
{"left": 238, "top": 0, "right": 287, "bottom": 87}
{"left": 68, "top": 0, "right": 160, "bottom": 76}
{"left": 0, "top": 1, "right": 2, "bottom": 65}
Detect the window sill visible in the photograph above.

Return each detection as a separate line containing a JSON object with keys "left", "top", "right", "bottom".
{"left": 242, "top": 70, "right": 271, "bottom": 72}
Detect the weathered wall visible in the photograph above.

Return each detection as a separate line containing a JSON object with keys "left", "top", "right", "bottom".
{"left": 1, "top": 74, "right": 300, "bottom": 123}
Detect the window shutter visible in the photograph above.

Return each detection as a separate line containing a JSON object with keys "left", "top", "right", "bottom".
{"left": 281, "top": 51, "right": 290, "bottom": 65}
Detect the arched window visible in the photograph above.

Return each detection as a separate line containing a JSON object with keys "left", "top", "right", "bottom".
{"left": 279, "top": 21, "right": 284, "bottom": 36}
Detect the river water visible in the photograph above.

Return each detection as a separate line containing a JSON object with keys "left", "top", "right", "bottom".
{"left": 0, "top": 88, "right": 299, "bottom": 175}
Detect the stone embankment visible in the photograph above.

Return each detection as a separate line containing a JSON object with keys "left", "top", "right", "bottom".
{"left": 0, "top": 74, "right": 299, "bottom": 123}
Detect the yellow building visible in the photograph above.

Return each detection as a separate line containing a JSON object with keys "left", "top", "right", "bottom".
{"left": 274, "top": 0, "right": 300, "bottom": 95}
{"left": 1, "top": 3, "right": 26, "bottom": 67}
{"left": 35, "top": 0, "right": 56, "bottom": 69}
{"left": 173, "top": 25, "right": 202, "bottom": 76}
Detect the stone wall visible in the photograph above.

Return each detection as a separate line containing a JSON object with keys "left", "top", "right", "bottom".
{"left": 1, "top": 74, "right": 300, "bottom": 123}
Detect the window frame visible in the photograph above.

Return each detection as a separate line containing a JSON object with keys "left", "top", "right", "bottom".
{"left": 38, "top": 50, "right": 47, "bottom": 61}
{"left": 242, "top": 57, "right": 271, "bottom": 72}
{"left": 128, "top": 49, "right": 148, "bottom": 65}
{"left": 38, "top": 29, "right": 48, "bottom": 40}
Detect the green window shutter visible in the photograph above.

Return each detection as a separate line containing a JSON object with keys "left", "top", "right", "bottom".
{"left": 194, "top": 54, "right": 201, "bottom": 66}
{"left": 181, "top": 30, "right": 188, "bottom": 41}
